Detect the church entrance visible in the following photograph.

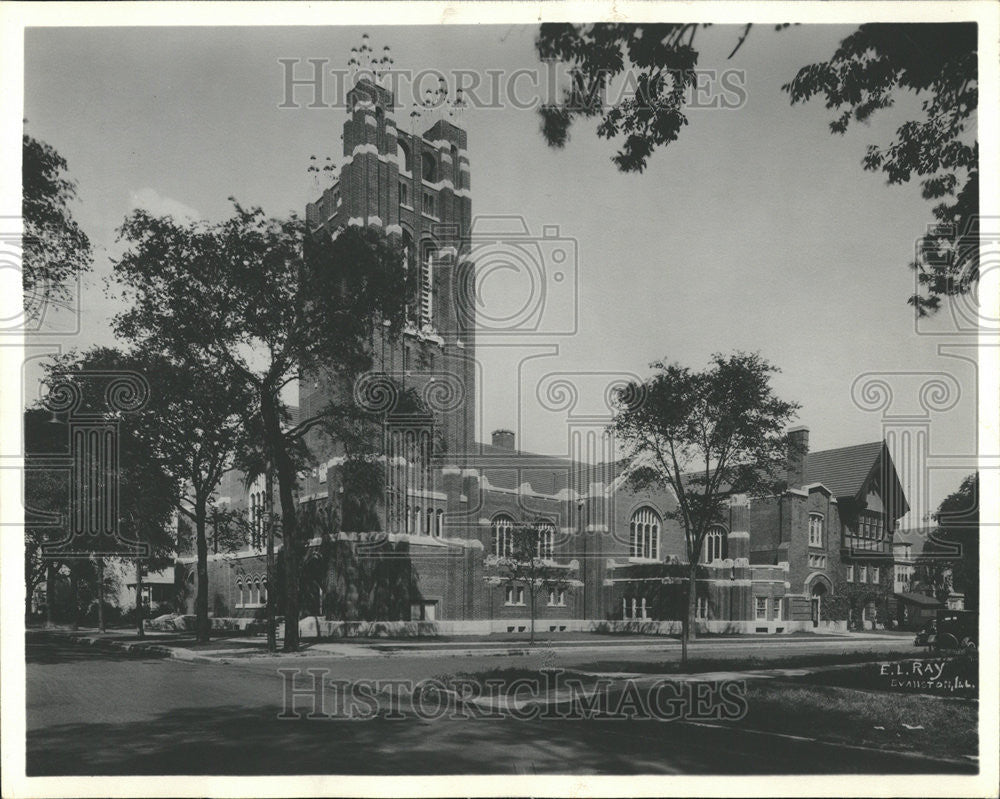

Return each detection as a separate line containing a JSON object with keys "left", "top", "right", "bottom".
{"left": 810, "top": 582, "right": 828, "bottom": 627}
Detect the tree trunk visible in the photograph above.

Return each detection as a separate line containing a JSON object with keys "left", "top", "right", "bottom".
{"left": 194, "top": 496, "right": 211, "bottom": 644}
{"left": 135, "top": 559, "right": 145, "bottom": 638}
{"left": 262, "top": 390, "right": 300, "bottom": 652}
{"left": 529, "top": 587, "right": 536, "bottom": 646}
{"left": 45, "top": 561, "right": 56, "bottom": 627}
{"left": 265, "top": 465, "right": 277, "bottom": 653}
{"left": 97, "top": 558, "right": 106, "bottom": 633}
{"left": 69, "top": 565, "right": 79, "bottom": 630}
{"left": 683, "top": 559, "right": 699, "bottom": 669}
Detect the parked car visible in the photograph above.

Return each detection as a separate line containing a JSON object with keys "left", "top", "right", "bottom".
{"left": 915, "top": 610, "right": 977, "bottom": 652}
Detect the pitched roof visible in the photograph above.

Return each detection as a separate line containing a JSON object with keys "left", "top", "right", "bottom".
{"left": 803, "top": 441, "right": 885, "bottom": 499}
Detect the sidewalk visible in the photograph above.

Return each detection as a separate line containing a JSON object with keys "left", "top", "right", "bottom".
{"left": 27, "top": 626, "right": 917, "bottom": 664}
{"left": 27, "top": 627, "right": 259, "bottom": 662}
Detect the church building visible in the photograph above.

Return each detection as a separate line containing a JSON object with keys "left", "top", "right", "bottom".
{"left": 178, "top": 73, "right": 908, "bottom": 637}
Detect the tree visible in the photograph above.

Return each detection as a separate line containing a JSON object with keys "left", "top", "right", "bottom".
{"left": 26, "top": 357, "right": 177, "bottom": 633}
{"left": 485, "top": 521, "right": 579, "bottom": 645}
{"left": 111, "top": 203, "right": 414, "bottom": 651}
{"left": 42, "top": 347, "right": 248, "bottom": 641}
{"left": 22, "top": 133, "right": 92, "bottom": 316}
{"left": 611, "top": 352, "right": 799, "bottom": 665}
{"left": 137, "top": 353, "right": 251, "bottom": 643}
{"left": 535, "top": 23, "right": 978, "bottom": 312}
{"left": 23, "top": 407, "right": 70, "bottom": 625}
{"left": 924, "top": 472, "right": 978, "bottom": 610}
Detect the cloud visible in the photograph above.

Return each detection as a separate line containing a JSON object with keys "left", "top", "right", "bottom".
{"left": 128, "top": 188, "right": 200, "bottom": 221}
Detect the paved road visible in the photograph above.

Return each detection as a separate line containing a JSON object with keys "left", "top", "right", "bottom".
{"left": 26, "top": 636, "right": 973, "bottom": 776}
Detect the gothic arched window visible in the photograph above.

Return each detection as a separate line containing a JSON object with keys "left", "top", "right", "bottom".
{"left": 537, "top": 521, "right": 556, "bottom": 560}
{"left": 492, "top": 514, "right": 515, "bottom": 557}
{"left": 629, "top": 507, "right": 660, "bottom": 560}
{"left": 704, "top": 526, "right": 727, "bottom": 562}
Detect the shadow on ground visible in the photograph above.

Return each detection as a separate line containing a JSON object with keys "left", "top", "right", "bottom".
{"left": 27, "top": 701, "right": 977, "bottom": 776}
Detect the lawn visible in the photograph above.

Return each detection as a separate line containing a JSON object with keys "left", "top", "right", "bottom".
{"left": 431, "top": 655, "right": 979, "bottom": 763}
{"left": 736, "top": 680, "right": 977, "bottom": 761}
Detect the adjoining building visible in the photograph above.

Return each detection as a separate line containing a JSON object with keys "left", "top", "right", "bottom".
{"left": 177, "top": 74, "right": 910, "bottom": 636}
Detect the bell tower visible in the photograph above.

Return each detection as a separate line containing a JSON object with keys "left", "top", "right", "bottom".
{"left": 302, "top": 39, "right": 477, "bottom": 530}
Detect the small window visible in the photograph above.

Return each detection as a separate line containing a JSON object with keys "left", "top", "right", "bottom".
{"left": 755, "top": 596, "right": 768, "bottom": 620}
{"left": 773, "top": 597, "right": 783, "bottom": 620}
{"left": 859, "top": 565, "right": 867, "bottom": 583}
{"left": 398, "top": 140, "right": 412, "bottom": 173}
{"left": 548, "top": 589, "right": 565, "bottom": 607}
{"left": 622, "top": 596, "right": 648, "bottom": 620}
{"left": 809, "top": 514, "right": 823, "bottom": 547}
{"left": 696, "top": 595, "right": 709, "bottom": 620}
{"left": 504, "top": 586, "right": 524, "bottom": 606}
{"left": 422, "top": 191, "right": 436, "bottom": 217}
{"left": 422, "top": 152, "right": 437, "bottom": 182}
{"left": 399, "top": 181, "right": 409, "bottom": 207}
{"left": 871, "top": 567, "right": 879, "bottom": 584}
{"left": 435, "top": 509, "right": 444, "bottom": 537}
{"left": 236, "top": 580, "right": 244, "bottom": 608}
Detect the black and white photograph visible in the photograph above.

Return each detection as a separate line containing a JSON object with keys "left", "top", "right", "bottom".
{"left": 1, "top": 2, "right": 997, "bottom": 796}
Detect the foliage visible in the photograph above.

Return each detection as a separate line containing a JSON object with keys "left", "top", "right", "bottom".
{"left": 922, "top": 472, "right": 978, "bottom": 609}
{"left": 279, "top": 504, "right": 419, "bottom": 623}
{"left": 24, "top": 365, "right": 177, "bottom": 625}
{"left": 611, "top": 351, "right": 799, "bottom": 659}
{"left": 783, "top": 23, "right": 978, "bottom": 314}
{"left": 612, "top": 558, "right": 697, "bottom": 621}
{"left": 22, "top": 133, "right": 92, "bottom": 315}
{"left": 613, "top": 351, "right": 799, "bottom": 563}
{"left": 41, "top": 346, "right": 249, "bottom": 640}
{"left": 828, "top": 566, "right": 893, "bottom": 628}
{"left": 535, "top": 23, "right": 979, "bottom": 312}
{"left": 535, "top": 23, "right": 711, "bottom": 173}
{"left": 111, "top": 202, "right": 415, "bottom": 650}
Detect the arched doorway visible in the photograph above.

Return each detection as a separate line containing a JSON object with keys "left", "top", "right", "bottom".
{"left": 809, "top": 577, "right": 831, "bottom": 627}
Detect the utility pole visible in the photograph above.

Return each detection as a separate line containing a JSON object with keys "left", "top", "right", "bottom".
{"left": 265, "top": 463, "right": 277, "bottom": 653}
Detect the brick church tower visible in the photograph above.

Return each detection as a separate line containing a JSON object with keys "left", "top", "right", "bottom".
{"left": 301, "top": 68, "right": 476, "bottom": 533}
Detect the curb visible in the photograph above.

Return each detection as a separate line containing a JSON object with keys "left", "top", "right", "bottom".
{"left": 30, "top": 630, "right": 213, "bottom": 663}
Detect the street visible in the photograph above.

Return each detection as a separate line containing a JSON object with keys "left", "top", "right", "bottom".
{"left": 25, "top": 634, "right": 975, "bottom": 776}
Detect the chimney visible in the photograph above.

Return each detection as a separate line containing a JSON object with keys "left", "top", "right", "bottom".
{"left": 786, "top": 425, "right": 809, "bottom": 488}
{"left": 491, "top": 429, "right": 515, "bottom": 451}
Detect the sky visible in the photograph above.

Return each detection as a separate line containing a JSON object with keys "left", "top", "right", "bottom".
{"left": 21, "top": 23, "right": 979, "bottom": 524}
